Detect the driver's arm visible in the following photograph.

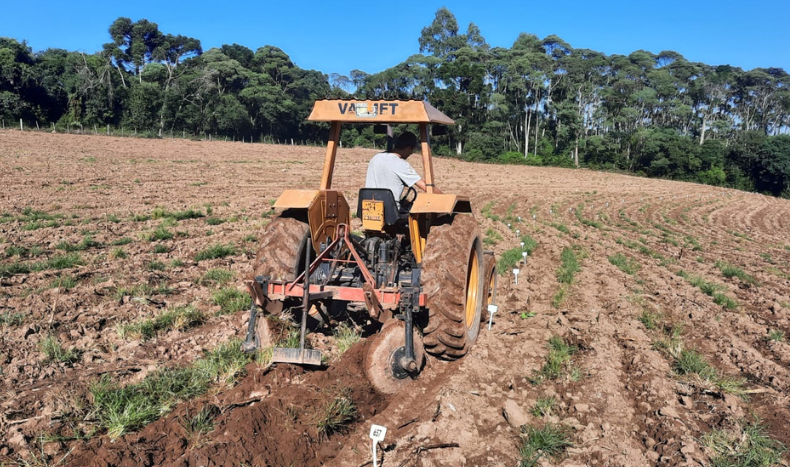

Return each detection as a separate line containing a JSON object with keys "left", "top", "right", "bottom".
{"left": 414, "top": 179, "right": 443, "bottom": 194}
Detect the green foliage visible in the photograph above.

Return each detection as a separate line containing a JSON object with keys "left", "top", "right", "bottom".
{"left": 56, "top": 235, "right": 101, "bottom": 252}
{"left": 198, "top": 268, "right": 234, "bottom": 286}
{"left": 117, "top": 305, "right": 204, "bottom": 341}
{"left": 0, "top": 311, "right": 24, "bottom": 326}
{"left": 498, "top": 235, "right": 538, "bottom": 274}
{"left": 608, "top": 253, "right": 641, "bottom": 275}
{"left": 715, "top": 261, "right": 757, "bottom": 284}
{"left": 334, "top": 323, "right": 362, "bottom": 355}
{"left": 211, "top": 288, "right": 250, "bottom": 315}
{"left": 142, "top": 225, "right": 174, "bottom": 242}
{"left": 195, "top": 243, "right": 236, "bottom": 261}
{"left": 702, "top": 421, "right": 786, "bottom": 467}
{"left": 530, "top": 336, "right": 578, "bottom": 384}
{"left": 530, "top": 396, "right": 556, "bottom": 417}
{"left": 315, "top": 389, "right": 356, "bottom": 438}
{"left": 519, "top": 424, "right": 573, "bottom": 467}
{"left": 111, "top": 237, "right": 133, "bottom": 246}
{"left": 767, "top": 330, "right": 785, "bottom": 342}
{"left": 39, "top": 335, "right": 81, "bottom": 365}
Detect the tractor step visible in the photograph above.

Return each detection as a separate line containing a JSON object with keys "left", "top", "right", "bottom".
{"left": 271, "top": 347, "right": 323, "bottom": 366}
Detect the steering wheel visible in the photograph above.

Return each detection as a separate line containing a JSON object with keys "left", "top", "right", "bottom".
{"left": 399, "top": 185, "right": 418, "bottom": 212}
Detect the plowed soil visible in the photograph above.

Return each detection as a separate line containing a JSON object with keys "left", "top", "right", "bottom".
{"left": 1, "top": 130, "right": 789, "bottom": 466}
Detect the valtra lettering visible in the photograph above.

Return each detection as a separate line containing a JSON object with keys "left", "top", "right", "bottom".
{"left": 337, "top": 102, "right": 399, "bottom": 116}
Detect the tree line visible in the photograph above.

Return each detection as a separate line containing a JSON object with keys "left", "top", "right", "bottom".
{"left": 1, "top": 9, "right": 789, "bottom": 196}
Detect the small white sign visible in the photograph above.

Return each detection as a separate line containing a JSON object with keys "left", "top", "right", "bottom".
{"left": 369, "top": 424, "right": 387, "bottom": 443}
{"left": 513, "top": 268, "right": 520, "bottom": 284}
{"left": 520, "top": 241, "right": 525, "bottom": 248}
{"left": 487, "top": 304, "right": 498, "bottom": 330}
{"left": 522, "top": 251, "right": 528, "bottom": 262}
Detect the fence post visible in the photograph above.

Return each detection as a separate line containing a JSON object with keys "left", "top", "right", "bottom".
{"left": 20, "top": 119, "right": 23, "bottom": 131}
{"left": 52, "top": 123, "right": 56, "bottom": 133}
{"left": 36, "top": 121, "right": 40, "bottom": 130}
{"left": 107, "top": 124, "right": 110, "bottom": 135}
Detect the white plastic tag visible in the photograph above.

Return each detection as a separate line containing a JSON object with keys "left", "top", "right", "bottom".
{"left": 369, "top": 424, "right": 387, "bottom": 443}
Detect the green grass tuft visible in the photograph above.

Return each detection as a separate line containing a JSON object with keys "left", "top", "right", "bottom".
{"left": 211, "top": 288, "right": 251, "bottom": 315}
{"left": 315, "top": 389, "right": 356, "bottom": 439}
{"left": 334, "top": 323, "right": 361, "bottom": 355}
{"left": 702, "top": 421, "right": 786, "bottom": 467}
{"left": 117, "top": 305, "right": 205, "bottom": 341}
{"left": 531, "top": 396, "right": 556, "bottom": 417}
{"left": 530, "top": 336, "right": 578, "bottom": 384}
{"left": 519, "top": 423, "right": 573, "bottom": 467}
{"left": 608, "top": 253, "right": 641, "bottom": 275}
{"left": 195, "top": 243, "right": 236, "bottom": 261}
{"left": 40, "top": 335, "right": 81, "bottom": 365}
{"left": 198, "top": 268, "right": 234, "bottom": 286}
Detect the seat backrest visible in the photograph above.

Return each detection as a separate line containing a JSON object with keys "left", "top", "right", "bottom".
{"left": 357, "top": 188, "right": 400, "bottom": 226}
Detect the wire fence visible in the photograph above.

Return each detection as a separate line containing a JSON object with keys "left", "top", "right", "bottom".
{"left": 0, "top": 118, "right": 329, "bottom": 148}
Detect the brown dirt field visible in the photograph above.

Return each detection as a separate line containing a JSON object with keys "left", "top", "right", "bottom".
{"left": 1, "top": 130, "right": 790, "bottom": 466}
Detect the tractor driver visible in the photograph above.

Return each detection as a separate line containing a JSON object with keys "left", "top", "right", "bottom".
{"left": 365, "top": 131, "right": 443, "bottom": 208}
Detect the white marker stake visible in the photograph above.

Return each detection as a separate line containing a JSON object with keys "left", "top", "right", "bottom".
{"left": 369, "top": 424, "right": 387, "bottom": 467}
{"left": 513, "top": 268, "right": 520, "bottom": 285}
{"left": 522, "top": 251, "right": 528, "bottom": 265}
{"left": 517, "top": 216, "right": 522, "bottom": 222}
{"left": 507, "top": 223, "right": 511, "bottom": 229}
{"left": 520, "top": 241, "right": 525, "bottom": 249}
{"left": 516, "top": 229, "right": 520, "bottom": 237}
{"left": 532, "top": 214, "right": 536, "bottom": 220}
{"left": 487, "top": 304, "right": 498, "bottom": 330}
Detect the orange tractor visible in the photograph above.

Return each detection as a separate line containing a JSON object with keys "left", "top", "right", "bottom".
{"left": 242, "top": 99, "right": 497, "bottom": 393}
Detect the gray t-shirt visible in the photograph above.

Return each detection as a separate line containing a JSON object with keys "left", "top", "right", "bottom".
{"left": 365, "top": 152, "right": 421, "bottom": 201}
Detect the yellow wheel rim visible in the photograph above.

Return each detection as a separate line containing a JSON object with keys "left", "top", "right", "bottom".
{"left": 465, "top": 246, "right": 480, "bottom": 329}
{"left": 486, "top": 267, "right": 496, "bottom": 306}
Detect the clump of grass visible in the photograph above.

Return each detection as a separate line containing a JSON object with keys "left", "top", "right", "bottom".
{"left": 205, "top": 217, "right": 225, "bottom": 226}
{"left": 315, "top": 389, "right": 356, "bottom": 439}
{"left": 146, "top": 261, "right": 165, "bottom": 272}
{"left": 243, "top": 234, "right": 257, "bottom": 243}
{"left": 110, "top": 247, "right": 127, "bottom": 259}
{"left": 551, "top": 247, "right": 581, "bottom": 308}
{"left": 198, "top": 268, "right": 234, "bottom": 286}
{"left": 638, "top": 310, "right": 662, "bottom": 330}
{"left": 0, "top": 262, "right": 32, "bottom": 277}
{"left": 498, "top": 235, "right": 539, "bottom": 275}
{"left": 519, "top": 423, "right": 573, "bottom": 467}
{"left": 55, "top": 235, "right": 101, "bottom": 252}
{"left": 715, "top": 261, "right": 757, "bottom": 285}
{"left": 142, "top": 225, "right": 174, "bottom": 242}
{"left": 674, "top": 349, "right": 718, "bottom": 380}
{"left": 195, "top": 243, "right": 236, "bottom": 262}
{"left": 483, "top": 228, "right": 503, "bottom": 246}
{"left": 676, "top": 270, "right": 738, "bottom": 309}
{"left": 530, "top": 336, "right": 578, "bottom": 384}
{"left": 608, "top": 253, "right": 640, "bottom": 275}
{"left": 767, "top": 330, "right": 785, "bottom": 342}
{"left": 50, "top": 274, "right": 77, "bottom": 290}
{"left": 111, "top": 237, "right": 133, "bottom": 246}
{"left": 551, "top": 223, "right": 570, "bottom": 234}
{"left": 180, "top": 405, "right": 219, "bottom": 441}
{"left": 40, "top": 335, "right": 81, "bottom": 365}
{"left": 531, "top": 396, "right": 556, "bottom": 417}
{"left": 211, "top": 288, "right": 250, "bottom": 315}
{"left": 1, "top": 311, "right": 25, "bottom": 326}
{"left": 117, "top": 305, "right": 205, "bottom": 341}
{"left": 194, "top": 339, "right": 253, "bottom": 384}
{"left": 153, "top": 244, "right": 169, "bottom": 254}
{"left": 702, "top": 421, "right": 786, "bottom": 467}
{"left": 556, "top": 247, "right": 580, "bottom": 284}
{"left": 334, "top": 323, "right": 361, "bottom": 355}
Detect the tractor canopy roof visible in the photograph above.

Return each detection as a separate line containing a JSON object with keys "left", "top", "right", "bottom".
{"left": 307, "top": 99, "right": 454, "bottom": 125}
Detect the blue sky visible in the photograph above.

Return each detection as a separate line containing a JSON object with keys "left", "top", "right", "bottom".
{"left": 2, "top": 0, "right": 788, "bottom": 76}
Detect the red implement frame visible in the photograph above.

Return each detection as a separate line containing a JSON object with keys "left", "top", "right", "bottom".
{"left": 270, "top": 223, "right": 425, "bottom": 308}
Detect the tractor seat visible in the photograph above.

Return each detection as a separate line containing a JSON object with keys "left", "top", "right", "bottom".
{"left": 356, "top": 188, "right": 408, "bottom": 226}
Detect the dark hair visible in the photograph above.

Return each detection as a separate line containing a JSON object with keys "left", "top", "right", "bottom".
{"left": 393, "top": 131, "right": 418, "bottom": 149}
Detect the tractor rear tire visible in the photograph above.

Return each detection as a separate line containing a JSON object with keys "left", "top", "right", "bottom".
{"left": 251, "top": 212, "right": 311, "bottom": 282}
{"left": 421, "top": 214, "right": 484, "bottom": 360}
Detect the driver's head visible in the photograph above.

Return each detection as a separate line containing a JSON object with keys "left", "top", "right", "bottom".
{"left": 393, "top": 131, "right": 418, "bottom": 158}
